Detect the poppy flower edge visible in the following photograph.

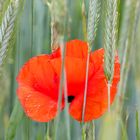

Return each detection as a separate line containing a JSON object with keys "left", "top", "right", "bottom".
{"left": 65, "top": 39, "right": 88, "bottom": 58}
{"left": 69, "top": 48, "right": 120, "bottom": 122}
{"left": 17, "top": 86, "right": 59, "bottom": 122}
{"left": 16, "top": 40, "right": 120, "bottom": 123}
{"left": 16, "top": 55, "right": 64, "bottom": 122}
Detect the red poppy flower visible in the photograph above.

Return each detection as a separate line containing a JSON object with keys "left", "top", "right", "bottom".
{"left": 17, "top": 39, "right": 120, "bottom": 122}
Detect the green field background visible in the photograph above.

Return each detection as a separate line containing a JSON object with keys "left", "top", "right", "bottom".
{"left": 0, "top": 0, "right": 140, "bottom": 140}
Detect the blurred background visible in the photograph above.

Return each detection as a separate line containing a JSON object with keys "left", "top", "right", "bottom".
{"left": 0, "top": 0, "right": 140, "bottom": 140}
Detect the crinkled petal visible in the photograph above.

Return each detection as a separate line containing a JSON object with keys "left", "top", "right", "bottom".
{"left": 16, "top": 55, "right": 64, "bottom": 122}
{"left": 17, "top": 55, "right": 59, "bottom": 100}
{"left": 65, "top": 40, "right": 88, "bottom": 58}
{"left": 17, "top": 86, "right": 63, "bottom": 122}
{"left": 69, "top": 49, "right": 120, "bottom": 122}
{"left": 51, "top": 57, "right": 94, "bottom": 97}
{"left": 54, "top": 40, "right": 88, "bottom": 59}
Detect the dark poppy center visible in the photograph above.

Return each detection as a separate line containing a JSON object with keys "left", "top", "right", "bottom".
{"left": 67, "top": 96, "right": 75, "bottom": 103}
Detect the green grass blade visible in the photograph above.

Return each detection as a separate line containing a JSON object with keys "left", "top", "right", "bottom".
{"left": 5, "top": 99, "right": 23, "bottom": 140}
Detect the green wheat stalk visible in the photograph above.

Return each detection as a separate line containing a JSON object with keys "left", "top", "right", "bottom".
{"left": 82, "top": 0, "right": 87, "bottom": 41}
{"left": 44, "top": 0, "right": 71, "bottom": 140}
{"left": 103, "top": 0, "right": 118, "bottom": 112}
{"left": 82, "top": 0, "right": 101, "bottom": 123}
{"left": 84, "top": 122, "right": 95, "bottom": 140}
{"left": 114, "top": 0, "right": 139, "bottom": 138}
{"left": 0, "top": 0, "right": 19, "bottom": 67}
{"left": 5, "top": 99, "right": 23, "bottom": 140}
{"left": 0, "top": 1, "right": 4, "bottom": 13}
{"left": 116, "top": 0, "right": 138, "bottom": 102}
{"left": 82, "top": 0, "right": 101, "bottom": 140}
{"left": 115, "top": 0, "right": 140, "bottom": 124}
{"left": 134, "top": 5, "right": 140, "bottom": 138}
{"left": 45, "top": 0, "right": 67, "bottom": 50}
{"left": 104, "top": 0, "right": 118, "bottom": 82}
{"left": 133, "top": 1, "right": 140, "bottom": 87}
{"left": 87, "top": 0, "right": 101, "bottom": 47}
{"left": 136, "top": 111, "right": 140, "bottom": 140}
{"left": 4, "top": 0, "right": 25, "bottom": 140}
{"left": 55, "top": 40, "right": 71, "bottom": 140}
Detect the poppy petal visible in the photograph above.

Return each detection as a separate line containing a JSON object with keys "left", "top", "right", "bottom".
{"left": 17, "top": 55, "right": 64, "bottom": 122}
{"left": 17, "top": 86, "right": 60, "bottom": 122}
{"left": 65, "top": 40, "right": 88, "bottom": 58}
{"left": 53, "top": 40, "right": 88, "bottom": 59}
{"left": 51, "top": 57, "right": 94, "bottom": 97}
{"left": 69, "top": 49, "right": 120, "bottom": 122}
{"left": 17, "top": 55, "right": 59, "bottom": 100}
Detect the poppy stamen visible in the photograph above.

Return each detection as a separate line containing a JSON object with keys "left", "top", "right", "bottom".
{"left": 67, "top": 96, "right": 75, "bottom": 103}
